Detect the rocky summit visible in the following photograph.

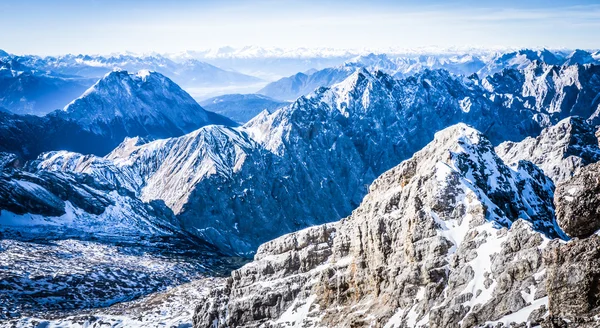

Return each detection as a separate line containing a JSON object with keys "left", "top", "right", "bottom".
{"left": 192, "top": 124, "right": 567, "bottom": 328}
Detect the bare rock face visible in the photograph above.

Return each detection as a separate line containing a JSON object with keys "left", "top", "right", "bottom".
{"left": 542, "top": 162, "right": 600, "bottom": 327}
{"left": 496, "top": 117, "right": 600, "bottom": 184}
{"left": 544, "top": 236, "right": 600, "bottom": 327}
{"left": 193, "top": 124, "right": 564, "bottom": 328}
{"left": 554, "top": 162, "right": 600, "bottom": 238}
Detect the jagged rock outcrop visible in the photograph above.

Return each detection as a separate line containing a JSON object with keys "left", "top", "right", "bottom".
{"left": 483, "top": 62, "right": 600, "bottom": 126}
{"left": 544, "top": 236, "right": 600, "bottom": 327}
{"left": 496, "top": 116, "right": 600, "bottom": 183}
{"left": 193, "top": 124, "right": 565, "bottom": 327}
{"left": 541, "top": 162, "right": 600, "bottom": 326}
{"left": 554, "top": 162, "right": 600, "bottom": 238}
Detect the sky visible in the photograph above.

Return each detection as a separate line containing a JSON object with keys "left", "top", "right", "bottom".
{"left": 1, "top": 0, "right": 599, "bottom": 55}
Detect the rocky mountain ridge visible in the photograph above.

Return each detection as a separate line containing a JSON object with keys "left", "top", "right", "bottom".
{"left": 0, "top": 70, "right": 236, "bottom": 159}
{"left": 258, "top": 49, "right": 600, "bottom": 102}
{"left": 496, "top": 116, "right": 600, "bottom": 183}
{"left": 36, "top": 65, "right": 600, "bottom": 256}
{"left": 192, "top": 123, "right": 566, "bottom": 327}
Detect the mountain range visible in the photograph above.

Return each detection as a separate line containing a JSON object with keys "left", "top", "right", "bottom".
{"left": 29, "top": 61, "right": 600, "bottom": 255}
{"left": 3, "top": 48, "right": 600, "bottom": 327}
{"left": 258, "top": 49, "right": 600, "bottom": 101}
{"left": 0, "top": 70, "right": 236, "bottom": 159}
{"left": 0, "top": 50, "right": 262, "bottom": 115}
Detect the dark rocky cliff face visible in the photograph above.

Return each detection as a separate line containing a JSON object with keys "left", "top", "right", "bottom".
{"left": 541, "top": 162, "right": 600, "bottom": 327}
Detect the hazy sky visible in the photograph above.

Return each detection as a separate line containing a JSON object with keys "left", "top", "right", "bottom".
{"left": 1, "top": 0, "right": 599, "bottom": 55}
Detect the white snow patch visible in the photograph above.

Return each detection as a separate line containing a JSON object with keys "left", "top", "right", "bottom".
{"left": 486, "top": 297, "right": 548, "bottom": 326}
{"left": 276, "top": 295, "right": 317, "bottom": 327}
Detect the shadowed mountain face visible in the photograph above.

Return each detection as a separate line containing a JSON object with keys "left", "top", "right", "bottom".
{"left": 199, "top": 93, "right": 289, "bottom": 123}
{"left": 35, "top": 65, "right": 597, "bottom": 256}
{"left": 0, "top": 70, "right": 236, "bottom": 159}
{"left": 3, "top": 47, "right": 600, "bottom": 327}
{"left": 0, "top": 58, "right": 95, "bottom": 116}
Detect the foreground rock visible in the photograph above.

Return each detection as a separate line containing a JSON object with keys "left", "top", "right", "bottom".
{"left": 544, "top": 236, "right": 600, "bottom": 328}
{"left": 554, "top": 162, "right": 600, "bottom": 238}
{"left": 193, "top": 124, "right": 565, "bottom": 327}
{"left": 538, "top": 161, "right": 600, "bottom": 327}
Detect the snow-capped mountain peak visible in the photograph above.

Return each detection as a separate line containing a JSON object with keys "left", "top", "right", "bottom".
{"left": 58, "top": 69, "right": 213, "bottom": 137}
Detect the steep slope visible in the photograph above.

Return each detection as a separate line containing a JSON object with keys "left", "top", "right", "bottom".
{"left": 200, "top": 94, "right": 289, "bottom": 123}
{"left": 0, "top": 166, "right": 190, "bottom": 244}
{"left": 58, "top": 70, "right": 216, "bottom": 137}
{"left": 0, "top": 58, "right": 94, "bottom": 115}
{"left": 257, "top": 66, "right": 357, "bottom": 100}
{"left": 37, "top": 68, "right": 551, "bottom": 256}
{"left": 0, "top": 163, "right": 238, "bottom": 320}
{"left": 0, "top": 70, "right": 236, "bottom": 159}
{"left": 482, "top": 62, "right": 600, "bottom": 124}
{"left": 543, "top": 162, "right": 600, "bottom": 326}
{"left": 193, "top": 124, "right": 564, "bottom": 327}
{"left": 496, "top": 117, "right": 600, "bottom": 183}
{"left": 33, "top": 125, "right": 283, "bottom": 254}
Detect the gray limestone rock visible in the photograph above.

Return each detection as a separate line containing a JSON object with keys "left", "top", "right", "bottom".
{"left": 554, "top": 162, "right": 600, "bottom": 238}
{"left": 193, "top": 124, "right": 562, "bottom": 328}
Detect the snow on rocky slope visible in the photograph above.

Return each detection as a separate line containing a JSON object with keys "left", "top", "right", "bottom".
{"left": 255, "top": 49, "right": 600, "bottom": 102}
{"left": 0, "top": 152, "right": 242, "bottom": 322}
{"left": 37, "top": 67, "right": 549, "bottom": 256}
{"left": 496, "top": 116, "right": 600, "bottom": 183}
{"left": 482, "top": 61, "right": 600, "bottom": 125}
{"left": 193, "top": 123, "right": 565, "bottom": 327}
{"left": 0, "top": 70, "right": 236, "bottom": 159}
{"left": 58, "top": 70, "right": 229, "bottom": 138}
{"left": 37, "top": 65, "right": 599, "bottom": 256}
